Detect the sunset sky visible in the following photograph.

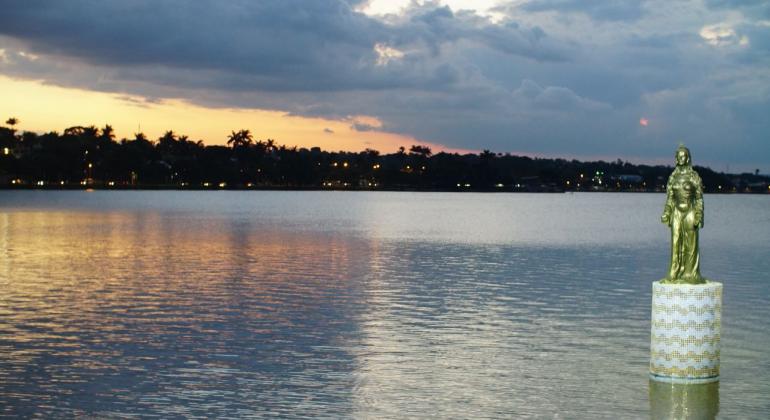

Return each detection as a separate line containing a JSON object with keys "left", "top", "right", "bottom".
{"left": 0, "top": 0, "right": 768, "bottom": 171}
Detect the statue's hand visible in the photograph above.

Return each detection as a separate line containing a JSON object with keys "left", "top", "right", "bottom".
{"left": 661, "top": 213, "right": 670, "bottom": 225}
{"left": 695, "top": 213, "right": 704, "bottom": 228}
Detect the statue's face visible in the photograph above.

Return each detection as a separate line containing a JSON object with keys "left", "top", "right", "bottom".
{"left": 675, "top": 149, "right": 690, "bottom": 167}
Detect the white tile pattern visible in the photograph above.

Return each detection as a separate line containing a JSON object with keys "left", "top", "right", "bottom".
{"left": 650, "top": 281, "right": 722, "bottom": 383}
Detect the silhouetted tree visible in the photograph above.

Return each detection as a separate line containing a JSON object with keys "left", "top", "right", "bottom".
{"left": 265, "top": 138, "right": 276, "bottom": 153}
{"left": 5, "top": 117, "right": 19, "bottom": 134}
{"left": 101, "top": 124, "right": 115, "bottom": 141}
{"left": 1, "top": 120, "right": 764, "bottom": 192}
{"left": 227, "top": 129, "right": 253, "bottom": 149}
{"left": 158, "top": 130, "right": 178, "bottom": 154}
{"left": 409, "top": 145, "right": 432, "bottom": 157}
{"left": 133, "top": 132, "right": 148, "bottom": 142}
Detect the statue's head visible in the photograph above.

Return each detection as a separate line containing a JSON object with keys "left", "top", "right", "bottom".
{"left": 675, "top": 144, "right": 691, "bottom": 167}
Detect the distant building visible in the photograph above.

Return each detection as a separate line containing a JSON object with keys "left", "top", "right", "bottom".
{"left": 617, "top": 174, "right": 644, "bottom": 184}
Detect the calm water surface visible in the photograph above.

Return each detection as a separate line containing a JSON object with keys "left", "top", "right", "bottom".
{"left": 1, "top": 191, "right": 769, "bottom": 418}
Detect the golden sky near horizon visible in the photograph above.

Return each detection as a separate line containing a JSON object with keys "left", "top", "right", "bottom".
{"left": 0, "top": 75, "right": 463, "bottom": 154}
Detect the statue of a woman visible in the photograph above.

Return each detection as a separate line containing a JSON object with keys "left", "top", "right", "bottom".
{"left": 661, "top": 144, "right": 705, "bottom": 284}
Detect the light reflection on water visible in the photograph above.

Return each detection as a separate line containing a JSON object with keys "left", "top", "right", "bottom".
{"left": 0, "top": 191, "right": 769, "bottom": 418}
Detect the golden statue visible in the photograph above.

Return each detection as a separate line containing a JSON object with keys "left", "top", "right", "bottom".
{"left": 661, "top": 144, "right": 705, "bottom": 284}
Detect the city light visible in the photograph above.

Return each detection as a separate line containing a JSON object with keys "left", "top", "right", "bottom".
{"left": 3, "top": 147, "right": 9, "bottom": 155}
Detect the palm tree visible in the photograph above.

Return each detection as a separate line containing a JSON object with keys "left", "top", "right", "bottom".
{"left": 101, "top": 124, "right": 115, "bottom": 140}
{"left": 64, "top": 126, "right": 86, "bottom": 136}
{"left": 480, "top": 149, "right": 495, "bottom": 161}
{"left": 158, "top": 130, "right": 178, "bottom": 153}
{"left": 265, "top": 138, "right": 276, "bottom": 153}
{"left": 409, "top": 145, "right": 432, "bottom": 157}
{"left": 5, "top": 117, "right": 18, "bottom": 133}
{"left": 82, "top": 125, "right": 99, "bottom": 139}
{"left": 227, "top": 129, "right": 253, "bottom": 149}
{"left": 1, "top": 118, "right": 19, "bottom": 150}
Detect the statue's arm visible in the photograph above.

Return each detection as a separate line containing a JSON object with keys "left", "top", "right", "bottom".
{"left": 661, "top": 176, "right": 673, "bottom": 225}
{"left": 694, "top": 173, "right": 704, "bottom": 228}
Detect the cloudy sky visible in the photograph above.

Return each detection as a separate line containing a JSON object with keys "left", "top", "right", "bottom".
{"left": 0, "top": 0, "right": 768, "bottom": 171}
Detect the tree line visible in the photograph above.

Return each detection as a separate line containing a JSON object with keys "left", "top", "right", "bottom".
{"left": 1, "top": 118, "right": 767, "bottom": 193}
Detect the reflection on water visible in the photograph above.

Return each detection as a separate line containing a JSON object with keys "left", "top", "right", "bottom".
{"left": 0, "top": 213, "right": 8, "bottom": 282}
{"left": 0, "top": 191, "right": 769, "bottom": 417}
{"left": 650, "top": 380, "right": 719, "bottom": 420}
{"left": 0, "top": 211, "right": 369, "bottom": 417}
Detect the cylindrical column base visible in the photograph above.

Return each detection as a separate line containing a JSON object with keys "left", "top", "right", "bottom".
{"left": 649, "top": 380, "right": 720, "bottom": 419}
{"left": 650, "top": 281, "right": 722, "bottom": 384}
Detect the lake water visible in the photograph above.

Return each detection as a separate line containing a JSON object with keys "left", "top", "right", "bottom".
{"left": 1, "top": 191, "right": 768, "bottom": 418}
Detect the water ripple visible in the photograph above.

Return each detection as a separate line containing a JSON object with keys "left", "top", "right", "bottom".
{"left": 0, "top": 191, "right": 768, "bottom": 418}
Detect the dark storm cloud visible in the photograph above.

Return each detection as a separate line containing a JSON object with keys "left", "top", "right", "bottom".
{"left": 0, "top": 0, "right": 388, "bottom": 91}
{"left": 514, "top": 0, "right": 647, "bottom": 22}
{"left": 0, "top": 0, "right": 768, "bottom": 169}
{"left": 394, "top": 5, "right": 571, "bottom": 61}
{"left": 0, "top": 0, "right": 567, "bottom": 93}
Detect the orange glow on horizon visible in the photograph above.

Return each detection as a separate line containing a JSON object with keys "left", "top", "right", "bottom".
{"left": 0, "top": 75, "right": 468, "bottom": 154}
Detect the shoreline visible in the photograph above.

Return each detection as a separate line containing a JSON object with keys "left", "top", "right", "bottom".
{"left": 1, "top": 185, "right": 767, "bottom": 194}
